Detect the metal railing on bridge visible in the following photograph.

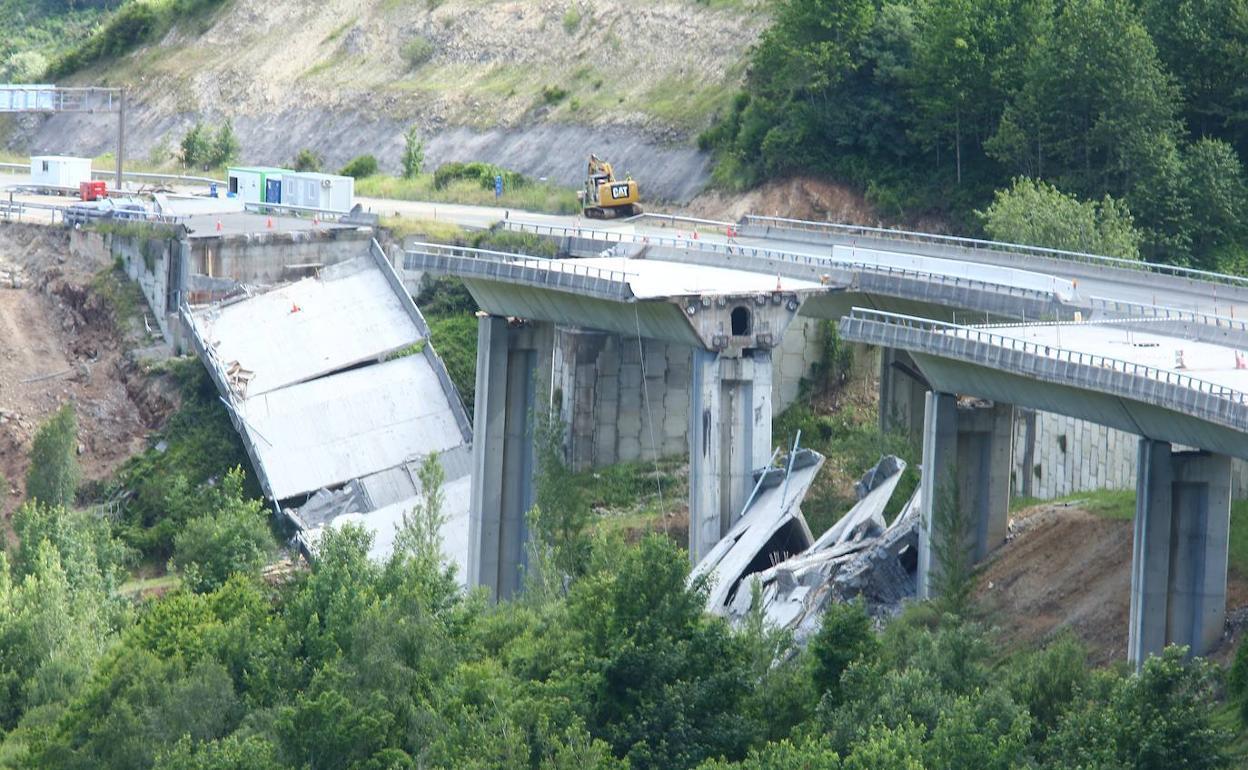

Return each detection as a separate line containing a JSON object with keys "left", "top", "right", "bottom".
{"left": 840, "top": 308, "right": 1248, "bottom": 432}
{"left": 741, "top": 214, "right": 1248, "bottom": 291}
{"left": 504, "top": 220, "right": 1072, "bottom": 310}
{"left": 402, "top": 241, "right": 637, "bottom": 301}
{"left": 1091, "top": 296, "right": 1248, "bottom": 333}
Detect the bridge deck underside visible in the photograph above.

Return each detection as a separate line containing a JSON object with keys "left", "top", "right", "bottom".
{"left": 463, "top": 279, "right": 702, "bottom": 347}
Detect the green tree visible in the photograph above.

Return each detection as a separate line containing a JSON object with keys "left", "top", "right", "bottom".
{"left": 696, "top": 737, "right": 842, "bottom": 770}
{"left": 154, "top": 733, "right": 284, "bottom": 770}
{"left": 702, "top": 0, "right": 876, "bottom": 186}
{"left": 979, "top": 176, "right": 1142, "bottom": 258}
{"left": 171, "top": 468, "right": 274, "bottom": 593}
{"left": 907, "top": 0, "right": 1003, "bottom": 185}
{"left": 530, "top": 407, "right": 592, "bottom": 580}
{"left": 561, "top": 535, "right": 755, "bottom": 769}
{"left": 393, "top": 451, "right": 445, "bottom": 569}
{"left": 1044, "top": 647, "right": 1232, "bottom": 769}
{"left": 12, "top": 500, "right": 129, "bottom": 595}
{"left": 211, "top": 120, "right": 240, "bottom": 168}
{"left": 180, "top": 122, "right": 211, "bottom": 170}
{"left": 842, "top": 720, "right": 925, "bottom": 770}
{"left": 1138, "top": 0, "right": 1248, "bottom": 151}
{"left": 339, "top": 154, "right": 379, "bottom": 179}
{"left": 292, "top": 147, "right": 322, "bottom": 172}
{"left": 810, "top": 599, "right": 878, "bottom": 706}
{"left": 987, "top": 0, "right": 1185, "bottom": 256}
{"left": 25, "top": 402, "right": 80, "bottom": 507}
{"left": 1180, "top": 138, "right": 1248, "bottom": 270}
{"left": 401, "top": 126, "right": 424, "bottom": 179}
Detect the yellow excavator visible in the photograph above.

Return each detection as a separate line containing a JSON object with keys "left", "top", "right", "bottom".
{"left": 579, "top": 154, "right": 641, "bottom": 218}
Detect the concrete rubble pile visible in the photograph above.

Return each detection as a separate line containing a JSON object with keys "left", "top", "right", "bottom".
{"left": 694, "top": 454, "right": 919, "bottom": 645}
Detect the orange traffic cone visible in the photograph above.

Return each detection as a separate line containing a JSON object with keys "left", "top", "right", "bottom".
{"left": 266, "top": 217, "right": 274, "bottom": 229}
{"left": 215, "top": 219, "right": 222, "bottom": 231}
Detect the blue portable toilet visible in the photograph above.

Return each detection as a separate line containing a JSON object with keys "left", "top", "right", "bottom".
{"left": 265, "top": 177, "right": 282, "bottom": 204}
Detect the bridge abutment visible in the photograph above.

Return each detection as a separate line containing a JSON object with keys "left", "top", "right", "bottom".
{"left": 1129, "top": 440, "right": 1232, "bottom": 666}
{"left": 688, "top": 348, "right": 774, "bottom": 564}
{"left": 468, "top": 315, "right": 553, "bottom": 600}
{"left": 918, "top": 392, "right": 1014, "bottom": 599}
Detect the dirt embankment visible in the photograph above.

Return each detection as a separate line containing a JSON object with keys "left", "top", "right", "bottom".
{"left": 975, "top": 501, "right": 1248, "bottom": 666}
{"left": 0, "top": 225, "right": 176, "bottom": 519}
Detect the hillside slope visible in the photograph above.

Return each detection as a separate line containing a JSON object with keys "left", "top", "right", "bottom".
{"left": 6, "top": 0, "right": 767, "bottom": 201}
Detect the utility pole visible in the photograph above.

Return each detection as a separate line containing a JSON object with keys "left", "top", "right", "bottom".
{"left": 115, "top": 89, "right": 125, "bottom": 191}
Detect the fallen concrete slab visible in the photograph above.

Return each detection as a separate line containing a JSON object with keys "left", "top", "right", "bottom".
{"left": 184, "top": 240, "right": 474, "bottom": 571}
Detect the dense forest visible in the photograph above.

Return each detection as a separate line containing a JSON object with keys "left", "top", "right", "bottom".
{"left": 703, "top": 0, "right": 1248, "bottom": 271}
{"left": 0, "top": 488, "right": 1240, "bottom": 769}
{"left": 0, "top": 344, "right": 1241, "bottom": 769}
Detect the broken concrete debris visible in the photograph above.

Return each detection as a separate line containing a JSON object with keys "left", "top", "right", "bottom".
{"left": 694, "top": 453, "right": 919, "bottom": 645}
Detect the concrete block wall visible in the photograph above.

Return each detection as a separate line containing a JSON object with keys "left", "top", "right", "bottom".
{"left": 554, "top": 316, "right": 825, "bottom": 469}
{"left": 71, "top": 229, "right": 172, "bottom": 341}
{"left": 1012, "top": 410, "right": 1248, "bottom": 500}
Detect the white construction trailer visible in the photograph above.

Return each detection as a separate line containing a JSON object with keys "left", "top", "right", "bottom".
{"left": 30, "top": 156, "right": 92, "bottom": 188}
{"left": 281, "top": 172, "right": 355, "bottom": 212}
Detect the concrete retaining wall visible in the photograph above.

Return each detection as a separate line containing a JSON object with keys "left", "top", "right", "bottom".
{"left": 1012, "top": 409, "right": 1248, "bottom": 500}
{"left": 70, "top": 229, "right": 175, "bottom": 341}
{"left": 189, "top": 229, "right": 374, "bottom": 288}
{"left": 554, "top": 316, "right": 826, "bottom": 469}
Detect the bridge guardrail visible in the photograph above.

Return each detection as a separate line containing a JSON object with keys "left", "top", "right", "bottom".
{"left": 840, "top": 308, "right": 1248, "bottom": 431}
{"left": 505, "top": 221, "right": 1072, "bottom": 308}
{"left": 742, "top": 214, "right": 1248, "bottom": 291}
{"left": 402, "top": 241, "right": 637, "bottom": 301}
{"left": 1091, "top": 296, "right": 1248, "bottom": 332}
{"left": 243, "top": 201, "right": 351, "bottom": 221}
{"left": 632, "top": 212, "right": 735, "bottom": 231}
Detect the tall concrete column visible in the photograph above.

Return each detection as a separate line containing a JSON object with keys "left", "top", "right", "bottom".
{"left": 688, "top": 348, "right": 773, "bottom": 563}
{"left": 468, "top": 316, "right": 552, "bottom": 600}
{"left": 918, "top": 392, "right": 1014, "bottom": 599}
{"left": 1129, "top": 440, "right": 1232, "bottom": 666}
{"left": 879, "top": 347, "right": 928, "bottom": 442}
{"left": 552, "top": 327, "right": 610, "bottom": 472}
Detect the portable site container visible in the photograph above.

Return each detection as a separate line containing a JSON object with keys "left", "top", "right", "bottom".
{"left": 30, "top": 156, "right": 92, "bottom": 188}
{"left": 226, "top": 166, "right": 288, "bottom": 205}
{"left": 280, "top": 172, "right": 355, "bottom": 212}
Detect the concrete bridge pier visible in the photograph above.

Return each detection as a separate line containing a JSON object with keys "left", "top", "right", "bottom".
{"left": 1129, "top": 441, "right": 1232, "bottom": 666}
{"left": 689, "top": 348, "right": 774, "bottom": 564}
{"left": 918, "top": 392, "right": 1015, "bottom": 599}
{"left": 468, "top": 315, "right": 554, "bottom": 600}
{"left": 879, "top": 347, "right": 928, "bottom": 443}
